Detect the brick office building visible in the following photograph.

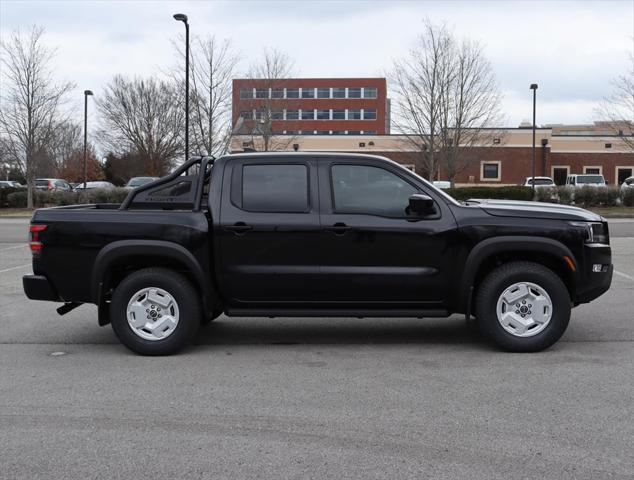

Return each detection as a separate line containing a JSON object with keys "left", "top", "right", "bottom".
{"left": 232, "top": 78, "right": 390, "bottom": 135}
{"left": 231, "top": 122, "right": 634, "bottom": 186}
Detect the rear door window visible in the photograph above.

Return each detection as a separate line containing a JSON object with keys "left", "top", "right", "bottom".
{"left": 241, "top": 164, "right": 309, "bottom": 212}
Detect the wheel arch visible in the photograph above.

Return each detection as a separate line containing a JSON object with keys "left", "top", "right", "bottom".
{"left": 92, "top": 240, "right": 218, "bottom": 325}
{"left": 457, "top": 236, "right": 579, "bottom": 314}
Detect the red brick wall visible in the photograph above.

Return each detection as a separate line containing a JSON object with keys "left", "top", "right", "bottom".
{"left": 232, "top": 78, "right": 388, "bottom": 134}
{"left": 549, "top": 152, "right": 634, "bottom": 184}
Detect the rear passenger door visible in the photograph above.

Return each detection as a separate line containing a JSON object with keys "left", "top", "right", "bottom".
{"left": 218, "top": 157, "right": 321, "bottom": 305}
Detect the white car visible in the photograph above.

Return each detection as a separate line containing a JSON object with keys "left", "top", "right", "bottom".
{"left": 521, "top": 176, "right": 554, "bottom": 188}
{"left": 74, "top": 181, "right": 116, "bottom": 191}
{"left": 621, "top": 176, "right": 634, "bottom": 192}
{"left": 565, "top": 174, "right": 606, "bottom": 188}
{"left": 432, "top": 180, "right": 451, "bottom": 189}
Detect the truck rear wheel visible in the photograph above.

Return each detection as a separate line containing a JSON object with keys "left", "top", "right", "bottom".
{"left": 110, "top": 268, "right": 200, "bottom": 355}
{"left": 475, "top": 261, "right": 571, "bottom": 352}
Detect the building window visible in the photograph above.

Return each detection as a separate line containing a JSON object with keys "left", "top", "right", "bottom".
{"left": 239, "top": 110, "right": 253, "bottom": 120}
{"left": 242, "top": 164, "right": 308, "bottom": 213}
{"left": 301, "top": 88, "right": 315, "bottom": 99}
{"left": 286, "top": 109, "right": 299, "bottom": 120}
{"left": 286, "top": 88, "right": 299, "bottom": 98}
{"left": 584, "top": 166, "right": 602, "bottom": 175}
{"left": 284, "top": 130, "right": 299, "bottom": 135}
{"left": 481, "top": 161, "right": 501, "bottom": 181}
{"left": 316, "top": 130, "right": 330, "bottom": 135}
{"left": 363, "top": 87, "right": 377, "bottom": 98}
{"left": 348, "top": 109, "right": 361, "bottom": 120}
{"left": 348, "top": 87, "right": 362, "bottom": 98}
{"left": 317, "top": 88, "right": 330, "bottom": 98}
{"left": 317, "top": 109, "right": 330, "bottom": 120}
{"left": 605, "top": 143, "right": 612, "bottom": 149}
{"left": 493, "top": 138, "right": 501, "bottom": 144}
{"left": 255, "top": 88, "right": 268, "bottom": 99}
{"left": 363, "top": 109, "right": 377, "bottom": 120}
{"left": 332, "top": 87, "right": 346, "bottom": 98}
{"left": 332, "top": 109, "right": 345, "bottom": 120}
{"left": 347, "top": 130, "right": 361, "bottom": 135}
{"left": 239, "top": 88, "right": 253, "bottom": 99}
{"left": 301, "top": 109, "right": 315, "bottom": 120}
{"left": 270, "top": 109, "right": 283, "bottom": 120}
{"left": 271, "top": 88, "right": 284, "bottom": 99}
{"left": 331, "top": 130, "right": 344, "bottom": 135}
{"left": 363, "top": 130, "right": 377, "bottom": 135}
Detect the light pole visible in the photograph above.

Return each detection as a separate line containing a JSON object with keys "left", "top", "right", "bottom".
{"left": 530, "top": 83, "right": 538, "bottom": 193}
{"left": 83, "top": 90, "right": 93, "bottom": 188}
{"left": 173, "top": 13, "right": 189, "bottom": 162}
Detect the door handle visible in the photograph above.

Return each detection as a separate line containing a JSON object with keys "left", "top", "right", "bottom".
{"left": 324, "top": 222, "right": 351, "bottom": 235}
{"left": 225, "top": 222, "right": 253, "bottom": 235}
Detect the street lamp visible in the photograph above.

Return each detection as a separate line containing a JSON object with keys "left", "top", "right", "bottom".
{"left": 530, "top": 83, "right": 538, "bottom": 193}
{"left": 173, "top": 13, "right": 189, "bottom": 162}
{"left": 83, "top": 89, "right": 93, "bottom": 188}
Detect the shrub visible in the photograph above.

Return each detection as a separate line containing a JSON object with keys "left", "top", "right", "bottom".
{"left": 0, "top": 187, "right": 21, "bottom": 207}
{"left": 572, "top": 186, "right": 596, "bottom": 207}
{"left": 533, "top": 186, "right": 559, "bottom": 203}
{"left": 445, "top": 186, "right": 533, "bottom": 202}
{"left": 556, "top": 186, "right": 572, "bottom": 205}
{"left": 623, "top": 188, "right": 634, "bottom": 207}
{"left": 594, "top": 187, "right": 620, "bottom": 207}
{"left": 5, "top": 188, "right": 130, "bottom": 209}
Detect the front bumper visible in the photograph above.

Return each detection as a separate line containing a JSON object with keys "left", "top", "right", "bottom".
{"left": 23, "top": 274, "right": 61, "bottom": 302}
{"left": 575, "top": 244, "right": 613, "bottom": 304}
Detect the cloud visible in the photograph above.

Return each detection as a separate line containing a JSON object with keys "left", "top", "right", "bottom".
{"left": 1, "top": 0, "right": 632, "bottom": 126}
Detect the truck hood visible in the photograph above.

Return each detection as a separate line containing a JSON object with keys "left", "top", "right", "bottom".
{"left": 467, "top": 199, "right": 603, "bottom": 222}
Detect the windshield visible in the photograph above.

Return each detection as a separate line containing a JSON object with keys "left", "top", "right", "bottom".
{"left": 127, "top": 177, "right": 154, "bottom": 187}
{"left": 577, "top": 175, "right": 604, "bottom": 184}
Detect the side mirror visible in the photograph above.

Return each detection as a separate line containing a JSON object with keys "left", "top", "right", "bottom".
{"left": 408, "top": 194, "right": 435, "bottom": 215}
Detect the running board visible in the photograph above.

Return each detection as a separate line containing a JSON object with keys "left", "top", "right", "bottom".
{"left": 225, "top": 308, "right": 450, "bottom": 318}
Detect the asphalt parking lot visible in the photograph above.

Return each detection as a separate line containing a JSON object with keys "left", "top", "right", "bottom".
{"left": 1, "top": 217, "right": 633, "bottom": 479}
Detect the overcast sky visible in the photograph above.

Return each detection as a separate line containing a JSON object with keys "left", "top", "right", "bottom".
{"left": 1, "top": 0, "right": 633, "bottom": 127}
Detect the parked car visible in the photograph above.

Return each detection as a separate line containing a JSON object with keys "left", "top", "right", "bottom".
{"left": 565, "top": 174, "right": 606, "bottom": 188}
{"left": 0, "top": 181, "right": 17, "bottom": 189}
{"left": 125, "top": 177, "right": 159, "bottom": 189}
{"left": 620, "top": 176, "right": 634, "bottom": 192}
{"left": 74, "top": 181, "right": 116, "bottom": 191}
{"left": 432, "top": 181, "right": 451, "bottom": 189}
{"left": 23, "top": 153, "right": 612, "bottom": 355}
{"left": 521, "top": 177, "right": 554, "bottom": 188}
{"left": 35, "top": 178, "right": 73, "bottom": 191}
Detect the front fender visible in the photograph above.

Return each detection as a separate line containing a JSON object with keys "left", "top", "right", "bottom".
{"left": 456, "top": 236, "right": 579, "bottom": 312}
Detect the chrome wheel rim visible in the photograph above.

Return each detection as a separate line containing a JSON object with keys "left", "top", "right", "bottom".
{"left": 496, "top": 282, "right": 553, "bottom": 337}
{"left": 126, "top": 287, "right": 179, "bottom": 341}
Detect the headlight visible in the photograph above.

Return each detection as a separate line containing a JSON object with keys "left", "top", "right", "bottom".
{"left": 569, "top": 222, "right": 609, "bottom": 245}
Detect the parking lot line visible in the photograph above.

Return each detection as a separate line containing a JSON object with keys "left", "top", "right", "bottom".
{"left": 0, "top": 263, "right": 30, "bottom": 274}
{"left": 0, "top": 244, "right": 27, "bottom": 252}
{"left": 614, "top": 270, "right": 634, "bottom": 281}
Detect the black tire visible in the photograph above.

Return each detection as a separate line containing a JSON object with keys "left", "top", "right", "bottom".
{"left": 475, "top": 261, "right": 571, "bottom": 352}
{"left": 110, "top": 268, "right": 201, "bottom": 355}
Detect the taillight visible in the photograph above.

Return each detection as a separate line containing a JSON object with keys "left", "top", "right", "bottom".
{"left": 29, "top": 224, "right": 47, "bottom": 257}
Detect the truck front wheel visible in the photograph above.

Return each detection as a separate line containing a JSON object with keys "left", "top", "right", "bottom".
{"left": 475, "top": 261, "right": 571, "bottom": 352}
{"left": 110, "top": 268, "right": 201, "bottom": 355}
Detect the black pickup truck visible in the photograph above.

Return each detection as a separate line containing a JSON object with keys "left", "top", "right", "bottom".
{"left": 23, "top": 153, "right": 612, "bottom": 355}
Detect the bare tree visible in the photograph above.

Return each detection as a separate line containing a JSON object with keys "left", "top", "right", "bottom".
{"left": 96, "top": 75, "right": 184, "bottom": 176}
{"left": 0, "top": 26, "right": 75, "bottom": 207}
{"left": 242, "top": 48, "right": 295, "bottom": 152}
{"left": 50, "top": 120, "right": 82, "bottom": 174}
{"left": 170, "top": 35, "right": 238, "bottom": 157}
{"left": 391, "top": 21, "right": 504, "bottom": 185}
{"left": 596, "top": 52, "right": 634, "bottom": 151}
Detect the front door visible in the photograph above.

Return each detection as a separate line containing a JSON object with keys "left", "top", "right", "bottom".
{"left": 617, "top": 167, "right": 633, "bottom": 186}
{"left": 553, "top": 167, "right": 568, "bottom": 186}
{"left": 316, "top": 159, "right": 457, "bottom": 308}
{"left": 218, "top": 158, "right": 321, "bottom": 305}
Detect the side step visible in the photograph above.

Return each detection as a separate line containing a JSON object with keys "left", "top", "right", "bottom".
{"left": 56, "top": 302, "right": 82, "bottom": 316}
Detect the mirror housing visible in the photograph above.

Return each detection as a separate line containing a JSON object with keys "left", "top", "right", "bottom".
{"left": 408, "top": 194, "right": 435, "bottom": 215}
